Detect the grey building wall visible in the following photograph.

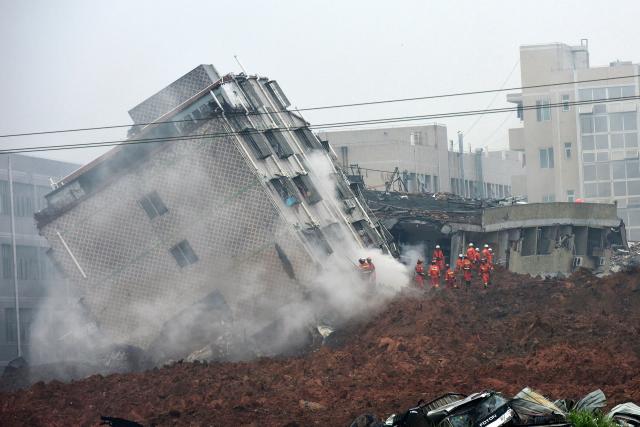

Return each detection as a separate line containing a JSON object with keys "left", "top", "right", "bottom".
{"left": 319, "top": 125, "right": 523, "bottom": 198}
{"left": 0, "top": 154, "right": 78, "bottom": 364}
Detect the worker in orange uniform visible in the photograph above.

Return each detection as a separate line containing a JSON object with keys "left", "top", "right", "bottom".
{"left": 428, "top": 259, "right": 441, "bottom": 288}
{"left": 466, "top": 243, "right": 476, "bottom": 260}
{"left": 358, "top": 258, "right": 371, "bottom": 280}
{"left": 481, "top": 244, "right": 491, "bottom": 262}
{"left": 462, "top": 255, "right": 473, "bottom": 289}
{"left": 366, "top": 257, "right": 376, "bottom": 285}
{"left": 487, "top": 248, "right": 494, "bottom": 268}
{"left": 474, "top": 247, "right": 482, "bottom": 270}
{"left": 414, "top": 259, "right": 425, "bottom": 288}
{"left": 444, "top": 264, "right": 457, "bottom": 288}
{"left": 455, "top": 254, "right": 465, "bottom": 288}
{"left": 479, "top": 258, "right": 491, "bottom": 289}
{"left": 432, "top": 245, "right": 445, "bottom": 271}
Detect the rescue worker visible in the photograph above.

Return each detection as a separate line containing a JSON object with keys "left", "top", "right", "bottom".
{"left": 444, "top": 264, "right": 457, "bottom": 288}
{"left": 481, "top": 244, "right": 491, "bottom": 262}
{"left": 432, "top": 245, "right": 445, "bottom": 271}
{"left": 474, "top": 247, "right": 482, "bottom": 270}
{"left": 428, "top": 259, "right": 441, "bottom": 288}
{"left": 479, "top": 258, "right": 491, "bottom": 289}
{"left": 466, "top": 243, "right": 476, "bottom": 260}
{"left": 487, "top": 248, "right": 494, "bottom": 268}
{"left": 358, "top": 258, "right": 371, "bottom": 281}
{"left": 462, "top": 255, "right": 473, "bottom": 289}
{"left": 414, "top": 259, "right": 425, "bottom": 288}
{"left": 366, "top": 257, "right": 376, "bottom": 284}
{"left": 455, "top": 254, "right": 465, "bottom": 287}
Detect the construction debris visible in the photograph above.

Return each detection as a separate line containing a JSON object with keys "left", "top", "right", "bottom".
{"left": 369, "top": 388, "right": 638, "bottom": 427}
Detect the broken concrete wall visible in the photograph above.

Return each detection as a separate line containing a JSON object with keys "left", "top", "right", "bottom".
{"left": 508, "top": 247, "right": 575, "bottom": 276}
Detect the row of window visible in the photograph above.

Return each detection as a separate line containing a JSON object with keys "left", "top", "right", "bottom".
{"left": 240, "top": 127, "right": 322, "bottom": 162}
{"left": 4, "top": 308, "right": 33, "bottom": 343}
{"left": 578, "top": 86, "right": 636, "bottom": 102}
{"left": 580, "top": 112, "right": 638, "bottom": 134}
{"left": 583, "top": 159, "right": 640, "bottom": 182}
{"left": 0, "top": 181, "right": 50, "bottom": 217}
{"left": 582, "top": 133, "right": 638, "bottom": 151}
{"left": 1, "top": 244, "right": 56, "bottom": 281}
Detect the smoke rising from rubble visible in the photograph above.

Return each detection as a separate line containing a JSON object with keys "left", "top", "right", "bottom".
{"left": 26, "top": 144, "right": 410, "bottom": 381}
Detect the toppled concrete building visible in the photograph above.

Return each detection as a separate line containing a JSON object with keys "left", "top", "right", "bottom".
{"left": 365, "top": 190, "right": 626, "bottom": 276}
{"left": 35, "top": 64, "right": 396, "bottom": 354}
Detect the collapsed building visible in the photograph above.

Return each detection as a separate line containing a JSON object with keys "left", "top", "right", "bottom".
{"left": 34, "top": 64, "right": 396, "bottom": 358}
{"left": 364, "top": 189, "right": 627, "bottom": 276}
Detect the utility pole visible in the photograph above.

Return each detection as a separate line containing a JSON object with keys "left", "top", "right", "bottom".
{"left": 8, "top": 155, "right": 21, "bottom": 357}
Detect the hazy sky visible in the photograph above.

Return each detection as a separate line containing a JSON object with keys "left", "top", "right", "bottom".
{"left": 1, "top": 0, "right": 639, "bottom": 166}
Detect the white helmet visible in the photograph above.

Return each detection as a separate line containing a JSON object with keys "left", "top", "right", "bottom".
{"left": 435, "top": 245, "right": 440, "bottom": 249}
{"left": 458, "top": 253, "right": 463, "bottom": 258}
{"left": 484, "top": 244, "right": 489, "bottom": 248}
{"left": 489, "top": 248, "right": 493, "bottom": 252}
{"left": 468, "top": 243, "right": 474, "bottom": 247}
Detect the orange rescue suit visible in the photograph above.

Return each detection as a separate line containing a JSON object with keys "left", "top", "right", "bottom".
{"left": 428, "top": 264, "right": 440, "bottom": 287}
{"left": 445, "top": 268, "right": 456, "bottom": 287}
{"left": 462, "top": 258, "right": 473, "bottom": 282}
{"left": 415, "top": 263, "right": 425, "bottom": 287}
{"left": 479, "top": 262, "right": 491, "bottom": 286}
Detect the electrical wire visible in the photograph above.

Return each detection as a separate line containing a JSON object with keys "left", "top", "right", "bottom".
{"left": 1, "top": 73, "right": 638, "bottom": 139}
{"left": 0, "top": 94, "right": 637, "bottom": 155}
{"left": 463, "top": 59, "right": 520, "bottom": 136}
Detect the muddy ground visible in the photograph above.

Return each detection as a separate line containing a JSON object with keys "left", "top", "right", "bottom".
{"left": 1, "top": 268, "right": 640, "bottom": 426}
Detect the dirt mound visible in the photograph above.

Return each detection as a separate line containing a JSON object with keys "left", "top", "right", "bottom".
{"left": 1, "top": 268, "right": 640, "bottom": 426}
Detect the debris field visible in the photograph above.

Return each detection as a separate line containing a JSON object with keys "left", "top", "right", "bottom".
{"left": 1, "top": 267, "right": 640, "bottom": 426}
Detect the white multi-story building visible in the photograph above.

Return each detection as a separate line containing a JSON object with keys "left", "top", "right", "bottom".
{"left": 507, "top": 40, "right": 640, "bottom": 239}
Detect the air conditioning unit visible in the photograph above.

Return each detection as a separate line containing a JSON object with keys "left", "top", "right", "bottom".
{"left": 573, "top": 256, "right": 583, "bottom": 267}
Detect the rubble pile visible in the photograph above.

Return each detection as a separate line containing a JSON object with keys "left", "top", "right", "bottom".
{"left": 1, "top": 268, "right": 640, "bottom": 426}
{"left": 609, "top": 241, "right": 640, "bottom": 273}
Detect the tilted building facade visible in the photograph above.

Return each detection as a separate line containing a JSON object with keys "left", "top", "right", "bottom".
{"left": 36, "top": 64, "right": 395, "bottom": 351}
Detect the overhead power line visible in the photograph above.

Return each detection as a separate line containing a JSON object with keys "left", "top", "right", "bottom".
{"left": 0, "top": 94, "right": 637, "bottom": 155}
{"left": 1, "top": 73, "right": 639, "bottom": 139}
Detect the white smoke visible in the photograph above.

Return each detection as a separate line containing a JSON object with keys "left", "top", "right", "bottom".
{"left": 24, "top": 147, "right": 410, "bottom": 382}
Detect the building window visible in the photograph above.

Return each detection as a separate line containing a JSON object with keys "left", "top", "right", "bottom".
{"left": 170, "top": 240, "right": 198, "bottom": 268}
{"left": 138, "top": 191, "right": 168, "bottom": 220}
{"left": 5, "top": 308, "right": 33, "bottom": 343}
{"left": 294, "top": 128, "right": 322, "bottom": 151}
{"left": 516, "top": 102, "right": 524, "bottom": 120}
{"left": 270, "top": 177, "right": 301, "bottom": 206}
{"left": 240, "top": 128, "right": 272, "bottom": 159}
{"left": 542, "top": 194, "right": 556, "bottom": 202}
{"left": 564, "top": 142, "right": 572, "bottom": 159}
{"left": 264, "top": 130, "right": 294, "bottom": 159}
{"left": 292, "top": 174, "right": 322, "bottom": 205}
{"left": 567, "top": 190, "right": 575, "bottom": 202}
{"left": 562, "top": 94, "right": 570, "bottom": 111}
{"left": 539, "top": 147, "right": 554, "bottom": 168}
{"left": 536, "top": 98, "right": 551, "bottom": 121}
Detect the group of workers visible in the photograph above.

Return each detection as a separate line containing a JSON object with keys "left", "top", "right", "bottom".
{"left": 414, "top": 243, "right": 494, "bottom": 290}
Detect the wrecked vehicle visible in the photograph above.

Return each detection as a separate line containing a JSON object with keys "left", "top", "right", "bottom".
{"left": 380, "top": 390, "right": 567, "bottom": 427}
{"left": 355, "top": 388, "right": 640, "bottom": 427}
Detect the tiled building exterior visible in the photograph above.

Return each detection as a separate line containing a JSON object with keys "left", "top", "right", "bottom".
{"left": 36, "top": 65, "right": 395, "bottom": 349}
